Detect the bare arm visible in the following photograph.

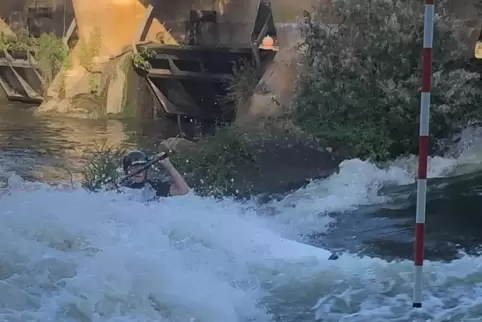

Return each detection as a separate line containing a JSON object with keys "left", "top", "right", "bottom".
{"left": 160, "top": 158, "right": 189, "bottom": 196}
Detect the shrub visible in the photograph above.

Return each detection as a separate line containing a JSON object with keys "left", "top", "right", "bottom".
{"left": 169, "top": 126, "right": 259, "bottom": 198}
{"left": 78, "top": 27, "right": 102, "bottom": 73}
{"left": 294, "top": 0, "right": 482, "bottom": 160}
{"left": 78, "top": 128, "right": 258, "bottom": 198}
{"left": 0, "top": 31, "right": 70, "bottom": 95}
{"left": 131, "top": 47, "right": 156, "bottom": 70}
{"left": 223, "top": 58, "right": 260, "bottom": 113}
{"left": 35, "top": 33, "right": 71, "bottom": 94}
{"left": 81, "top": 142, "right": 126, "bottom": 192}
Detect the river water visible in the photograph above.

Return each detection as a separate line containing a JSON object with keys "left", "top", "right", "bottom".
{"left": 0, "top": 101, "right": 182, "bottom": 183}
{"left": 2, "top": 101, "right": 482, "bottom": 321}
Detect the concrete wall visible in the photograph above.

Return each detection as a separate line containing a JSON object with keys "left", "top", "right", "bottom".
{"left": 69, "top": 0, "right": 317, "bottom": 57}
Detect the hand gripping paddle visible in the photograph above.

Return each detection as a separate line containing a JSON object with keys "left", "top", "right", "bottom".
{"left": 117, "top": 152, "right": 169, "bottom": 185}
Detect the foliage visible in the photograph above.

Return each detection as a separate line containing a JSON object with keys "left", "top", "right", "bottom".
{"left": 132, "top": 47, "right": 156, "bottom": 70}
{"left": 35, "top": 33, "right": 70, "bottom": 94}
{"left": 0, "top": 32, "right": 70, "bottom": 95}
{"left": 0, "top": 32, "right": 34, "bottom": 51}
{"left": 81, "top": 142, "right": 126, "bottom": 192}
{"left": 170, "top": 126, "right": 259, "bottom": 198}
{"left": 294, "top": 0, "right": 482, "bottom": 160}
{"left": 223, "top": 58, "right": 260, "bottom": 110}
{"left": 78, "top": 27, "right": 102, "bottom": 73}
{"left": 78, "top": 127, "right": 258, "bottom": 198}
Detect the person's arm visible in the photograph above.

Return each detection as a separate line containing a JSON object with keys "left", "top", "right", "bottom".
{"left": 159, "top": 157, "right": 189, "bottom": 196}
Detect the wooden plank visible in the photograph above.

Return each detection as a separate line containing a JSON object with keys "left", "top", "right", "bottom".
{"left": 0, "top": 58, "right": 39, "bottom": 69}
{"left": 8, "top": 66, "right": 42, "bottom": 100}
{"left": 0, "top": 50, "right": 43, "bottom": 103}
{"left": 131, "top": 4, "right": 154, "bottom": 53}
{"left": 63, "top": 18, "right": 77, "bottom": 45}
{"left": 0, "top": 77, "right": 17, "bottom": 97}
{"left": 153, "top": 53, "right": 204, "bottom": 63}
{"left": 251, "top": 11, "right": 273, "bottom": 66}
{"left": 148, "top": 68, "right": 230, "bottom": 81}
{"left": 151, "top": 53, "right": 251, "bottom": 65}
{"left": 0, "top": 76, "right": 41, "bottom": 103}
{"left": 0, "top": 55, "right": 42, "bottom": 99}
{"left": 251, "top": 42, "right": 261, "bottom": 66}
{"left": 255, "top": 13, "right": 272, "bottom": 45}
{"left": 139, "top": 43, "right": 253, "bottom": 54}
{"left": 5, "top": 94, "right": 42, "bottom": 103}
{"left": 146, "top": 77, "right": 203, "bottom": 117}
{"left": 27, "top": 52, "right": 44, "bottom": 86}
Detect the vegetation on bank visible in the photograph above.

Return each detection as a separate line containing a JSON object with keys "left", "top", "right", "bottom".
{"left": 81, "top": 142, "right": 126, "bottom": 192}
{"left": 172, "top": 0, "right": 482, "bottom": 195}
{"left": 0, "top": 26, "right": 108, "bottom": 107}
{"left": 294, "top": 0, "right": 482, "bottom": 161}
{"left": 81, "top": 128, "right": 260, "bottom": 198}
{"left": 132, "top": 47, "right": 156, "bottom": 71}
{"left": 168, "top": 127, "right": 259, "bottom": 198}
{"left": 0, "top": 32, "right": 70, "bottom": 95}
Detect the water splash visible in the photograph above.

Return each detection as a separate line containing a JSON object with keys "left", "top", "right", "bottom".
{"left": 3, "top": 128, "right": 482, "bottom": 321}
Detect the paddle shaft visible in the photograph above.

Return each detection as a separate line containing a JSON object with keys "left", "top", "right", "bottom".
{"left": 118, "top": 152, "right": 169, "bottom": 185}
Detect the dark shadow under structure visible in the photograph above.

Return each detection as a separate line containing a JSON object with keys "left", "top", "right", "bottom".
{"left": 132, "top": 0, "right": 278, "bottom": 130}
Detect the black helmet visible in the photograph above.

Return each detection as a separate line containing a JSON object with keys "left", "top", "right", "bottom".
{"left": 122, "top": 150, "right": 148, "bottom": 174}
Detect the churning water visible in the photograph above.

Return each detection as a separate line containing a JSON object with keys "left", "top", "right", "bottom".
{"left": 2, "top": 104, "right": 482, "bottom": 321}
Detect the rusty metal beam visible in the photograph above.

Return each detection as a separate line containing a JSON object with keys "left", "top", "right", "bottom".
{"left": 0, "top": 58, "right": 37, "bottom": 68}
{"left": 148, "top": 68, "right": 230, "bottom": 81}
{"left": 146, "top": 77, "right": 205, "bottom": 117}
{"left": 63, "top": 18, "right": 77, "bottom": 44}
{"left": 131, "top": 4, "right": 154, "bottom": 53}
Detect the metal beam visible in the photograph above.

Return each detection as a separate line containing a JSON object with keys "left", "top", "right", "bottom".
{"left": 63, "top": 18, "right": 77, "bottom": 45}
{"left": 131, "top": 4, "right": 154, "bottom": 53}
{"left": 148, "top": 68, "right": 230, "bottom": 81}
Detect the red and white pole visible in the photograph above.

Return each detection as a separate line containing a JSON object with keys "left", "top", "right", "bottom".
{"left": 413, "top": 0, "right": 434, "bottom": 308}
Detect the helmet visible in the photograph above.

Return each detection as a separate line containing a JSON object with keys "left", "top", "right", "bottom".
{"left": 122, "top": 150, "right": 148, "bottom": 174}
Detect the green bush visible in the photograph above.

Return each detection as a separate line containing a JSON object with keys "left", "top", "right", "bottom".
{"left": 0, "top": 32, "right": 70, "bottom": 95}
{"left": 0, "top": 32, "right": 36, "bottom": 51}
{"left": 294, "top": 0, "right": 482, "bottom": 160}
{"left": 78, "top": 129, "right": 258, "bottom": 198}
{"left": 170, "top": 126, "right": 259, "bottom": 198}
{"left": 35, "top": 33, "right": 71, "bottom": 94}
{"left": 131, "top": 47, "right": 156, "bottom": 70}
{"left": 81, "top": 142, "right": 126, "bottom": 192}
{"left": 223, "top": 58, "right": 260, "bottom": 111}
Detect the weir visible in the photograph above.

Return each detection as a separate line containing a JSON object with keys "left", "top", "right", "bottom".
{"left": 0, "top": 50, "right": 43, "bottom": 103}
{"left": 126, "top": 0, "right": 278, "bottom": 122}
{"left": 139, "top": 44, "right": 254, "bottom": 120}
{"left": 0, "top": 0, "right": 278, "bottom": 124}
{"left": 0, "top": 0, "right": 76, "bottom": 103}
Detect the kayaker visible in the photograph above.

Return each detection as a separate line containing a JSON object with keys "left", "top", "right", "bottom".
{"left": 121, "top": 150, "right": 189, "bottom": 197}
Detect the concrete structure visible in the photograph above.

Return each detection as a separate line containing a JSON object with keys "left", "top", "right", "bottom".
{"left": 0, "top": 0, "right": 279, "bottom": 126}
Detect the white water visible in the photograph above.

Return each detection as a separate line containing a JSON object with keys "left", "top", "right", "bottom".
{"left": 2, "top": 140, "right": 482, "bottom": 321}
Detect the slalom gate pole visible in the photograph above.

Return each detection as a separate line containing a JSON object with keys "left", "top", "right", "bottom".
{"left": 413, "top": 0, "right": 434, "bottom": 308}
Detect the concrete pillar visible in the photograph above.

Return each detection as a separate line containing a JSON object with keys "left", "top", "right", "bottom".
{"left": 70, "top": 0, "right": 172, "bottom": 60}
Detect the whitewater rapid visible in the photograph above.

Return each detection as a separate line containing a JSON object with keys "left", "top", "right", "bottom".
{"left": 2, "top": 132, "right": 482, "bottom": 321}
